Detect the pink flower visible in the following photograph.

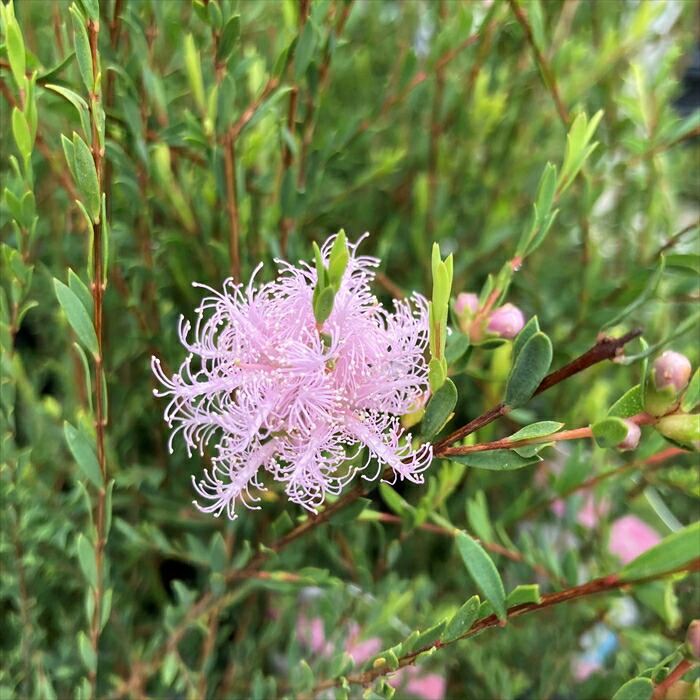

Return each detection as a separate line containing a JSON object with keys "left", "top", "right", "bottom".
{"left": 609, "top": 515, "right": 662, "bottom": 564}
{"left": 152, "top": 234, "right": 432, "bottom": 519}
{"left": 486, "top": 303, "right": 525, "bottom": 339}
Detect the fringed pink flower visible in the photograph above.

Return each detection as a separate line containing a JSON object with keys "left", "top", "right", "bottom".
{"left": 152, "top": 234, "right": 432, "bottom": 519}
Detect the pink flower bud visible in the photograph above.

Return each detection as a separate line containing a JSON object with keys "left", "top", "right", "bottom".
{"left": 652, "top": 351, "right": 692, "bottom": 393}
{"left": 687, "top": 620, "right": 700, "bottom": 659}
{"left": 455, "top": 292, "right": 479, "bottom": 317}
{"left": 616, "top": 419, "right": 641, "bottom": 451}
{"left": 486, "top": 303, "right": 525, "bottom": 339}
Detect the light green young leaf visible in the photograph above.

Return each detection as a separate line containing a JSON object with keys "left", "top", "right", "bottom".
{"left": 68, "top": 269, "right": 94, "bottom": 317}
{"left": 450, "top": 449, "right": 542, "bottom": 471}
{"left": 313, "top": 285, "right": 335, "bottom": 325}
{"left": 184, "top": 34, "right": 206, "bottom": 112}
{"left": 506, "top": 584, "right": 541, "bottom": 606}
{"left": 11, "top": 107, "right": 32, "bottom": 159}
{"left": 4, "top": 7, "right": 26, "bottom": 90}
{"left": 54, "top": 278, "right": 98, "bottom": 355}
{"left": 328, "top": 230, "right": 349, "bottom": 290}
{"left": 70, "top": 5, "right": 94, "bottom": 93}
{"left": 77, "top": 0, "right": 99, "bottom": 22}
{"left": 442, "top": 595, "right": 480, "bottom": 642}
{"left": 507, "top": 421, "right": 564, "bottom": 442}
{"left": 681, "top": 368, "right": 699, "bottom": 412}
{"left": 78, "top": 631, "right": 97, "bottom": 672}
{"left": 72, "top": 134, "right": 100, "bottom": 222}
{"left": 611, "top": 677, "right": 653, "bottom": 700}
{"left": 64, "top": 421, "right": 103, "bottom": 489}
{"left": 455, "top": 530, "right": 507, "bottom": 621}
{"left": 608, "top": 384, "right": 644, "bottom": 418}
{"left": 591, "top": 417, "right": 629, "bottom": 448}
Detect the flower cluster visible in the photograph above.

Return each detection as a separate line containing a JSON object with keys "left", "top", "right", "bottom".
{"left": 152, "top": 235, "right": 433, "bottom": 519}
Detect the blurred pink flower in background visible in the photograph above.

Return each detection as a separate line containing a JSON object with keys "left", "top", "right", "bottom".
{"left": 608, "top": 515, "right": 662, "bottom": 564}
{"left": 297, "top": 615, "right": 445, "bottom": 699}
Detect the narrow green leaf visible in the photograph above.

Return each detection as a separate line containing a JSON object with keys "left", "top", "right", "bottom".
{"left": 619, "top": 521, "right": 700, "bottom": 580}
{"left": 406, "top": 620, "right": 447, "bottom": 653}
{"left": 442, "top": 595, "right": 480, "bottom": 642}
{"left": 68, "top": 269, "right": 94, "bottom": 317}
{"left": 379, "top": 482, "right": 413, "bottom": 518}
{"left": 611, "top": 677, "right": 653, "bottom": 700}
{"left": 294, "top": 20, "right": 317, "bottom": 81}
{"left": 61, "top": 134, "right": 78, "bottom": 184}
{"left": 455, "top": 530, "right": 507, "bottom": 621}
{"left": 78, "top": 631, "right": 97, "bottom": 672}
{"left": 184, "top": 34, "right": 206, "bottom": 112}
{"left": 64, "top": 422, "right": 103, "bottom": 489}
{"left": 48, "top": 84, "right": 91, "bottom": 137}
{"left": 313, "top": 285, "right": 335, "bottom": 325}
{"left": 217, "top": 15, "right": 241, "bottom": 63}
{"left": 507, "top": 421, "right": 564, "bottom": 442}
{"left": 450, "top": 449, "right": 542, "bottom": 470}
{"left": 54, "top": 278, "right": 98, "bottom": 355}
{"left": 209, "top": 532, "right": 227, "bottom": 574}
{"left": 608, "top": 384, "right": 644, "bottom": 418}
{"left": 420, "top": 378, "right": 457, "bottom": 440}
{"left": 77, "top": 0, "right": 99, "bottom": 22}
{"left": 327, "top": 230, "right": 349, "bottom": 289}
{"left": 4, "top": 188, "right": 23, "bottom": 224}
{"left": 100, "top": 588, "right": 113, "bottom": 632}
{"left": 466, "top": 490, "right": 494, "bottom": 544}
{"left": 504, "top": 331, "right": 552, "bottom": 408}
{"left": 104, "top": 479, "right": 114, "bottom": 538}
{"left": 591, "top": 417, "right": 629, "bottom": 448}
{"left": 72, "top": 134, "right": 101, "bottom": 222}
{"left": 70, "top": 6, "right": 94, "bottom": 93}
{"left": 11, "top": 107, "right": 31, "bottom": 158}
{"left": 76, "top": 533, "right": 98, "bottom": 589}
{"left": 5, "top": 12, "right": 26, "bottom": 89}
{"left": 427, "top": 357, "right": 446, "bottom": 392}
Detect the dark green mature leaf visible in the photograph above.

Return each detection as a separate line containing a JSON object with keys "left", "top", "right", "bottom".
{"left": 504, "top": 332, "right": 552, "bottom": 408}
{"left": 54, "top": 278, "right": 98, "bottom": 355}
{"left": 442, "top": 595, "right": 480, "bottom": 642}
{"left": 406, "top": 620, "right": 447, "bottom": 653}
{"left": 512, "top": 316, "right": 540, "bottom": 360}
{"left": 64, "top": 421, "right": 103, "bottom": 489}
{"left": 329, "top": 498, "right": 370, "bottom": 525}
{"left": 591, "top": 417, "right": 628, "bottom": 448}
{"left": 78, "top": 631, "right": 96, "bottom": 672}
{"left": 619, "top": 521, "right": 700, "bottom": 579}
{"left": 294, "top": 20, "right": 317, "bottom": 82}
{"left": 76, "top": 533, "right": 97, "bottom": 588}
{"left": 70, "top": 5, "right": 93, "bottom": 93}
{"left": 451, "top": 448, "right": 542, "bottom": 470}
{"left": 217, "top": 15, "right": 241, "bottom": 63}
{"left": 4, "top": 9, "right": 26, "bottom": 89}
{"left": 72, "top": 134, "right": 100, "bottom": 221}
{"left": 420, "top": 378, "right": 457, "bottom": 440}
{"left": 76, "top": 0, "right": 99, "bottom": 22}
{"left": 455, "top": 530, "right": 507, "bottom": 621}
{"left": 611, "top": 677, "right": 653, "bottom": 700}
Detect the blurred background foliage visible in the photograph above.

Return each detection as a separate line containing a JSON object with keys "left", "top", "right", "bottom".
{"left": 1, "top": 0, "right": 698, "bottom": 698}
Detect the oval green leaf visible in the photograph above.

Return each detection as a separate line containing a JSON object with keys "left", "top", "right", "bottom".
{"left": 217, "top": 15, "right": 241, "bottom": 63}
{"left": 72, "top": 134, "right": 100, "bottom": 221}
{"left": 313, "top": 285, "right": 335, "bottom": 325}
{"left": 504, "top": 331, "right": 552, "bottom": 408}
{"left": 76, "top": 533, "right": 97, "bottom": 589}
{"left": 54, "top": 278, "right": 98, "bottom": 356}
{"left": 420, "top": 377, "right": 457, "bottom": 440}
{"left": 507, "top": 421, "right": 564, "bottom": 442}
{"left": 442, "top": 595, "right": 480, "bottom": 642}
{"left": 455, "top": 530, "right": 507, "bottom": 621}
{"left": 619, "top": 521, "right": 700, "bottom": 580}
{"left": 512, "top": 315, "right": 540, "bottom": 360}
{"left": 608, "top": 384, "right": 644, "bottom": 418}
{"left": 591, "top": 417, "right": 628, "bottom": 448}
{"left": 64, "top": 421, "right": 103, "bottom": 489}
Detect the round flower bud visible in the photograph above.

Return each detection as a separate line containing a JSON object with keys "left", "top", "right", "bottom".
{"left": 652, "top": 351, "right": 692, "bottom": 393}
{"left": 616, "top": 419, "right": 641, "bottom": 452}
{"left": 644, "top": 351, "right": 693, "bottom": 417}
{"left": 686, "top": 620, "right": 700, "bottom": 660}
{"left": 455, "top": 293, "right": 479, "bottom": 317}
{"left": 486, "top": 304, "right": 525, "bottom": 339}
{"left": 655, "top": 413, "right": 700, "bottom": 451}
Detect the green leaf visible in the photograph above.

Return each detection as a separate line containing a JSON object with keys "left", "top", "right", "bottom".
{"left": 50, "top": 85, "right": 91, "bottom": 137}
{"left": 313, "top": 285, "right": 335, "bottom": 325}
{"left": 327, "top": 230, "right": 349, "bottom": 290}
{"left": 420, "top": 378, "right": 457, "bottom": 440}
{"left": 72, "top": 134, "right": 101, "bottom": 222}
{"left": 619, "top": 521, "right": 700, "bottom": 580}
{"left": 442, "top": 595, "right": 480, "bottom": 642}
{"left": 664, "top": 252, "right": 700, "bottom": 273}
{"left": 450, "top": 449, "right": 542, "bottom": 470}
{"left": 330, "top": 498, "right": 371, "bottom": 525}
{"left": 209, "top": 532, "right": 227, "bottom": 574}
{"left": 76, "top": 533, "right": 98, "bottom": 588}
{"left": 611, "top": 677, "right": 653, "bottom": 700}
{"left": 681, "top": 368, "right": 700, "bottom": 412}
{"left": 294, "top": 20, "right": 317, "bottom": 82}
{"left": 466, "top": 490, "right": 494, "bottom": 544}
{"left": 77, "top": 0, "right": 99, "bottom": 22}
{"left": 504, "top": 331, "right": 552, "bottom": 408}
{"left": 608, "top": 384, "right": 644, "bottom": 418}
{"left": 70, "top": 5, "right": 94, "bottom": 93}
{"left": 184, "top": 34, "right": 206, "bottom": 112}
{"left": 217, "top": 15, "right": 241, "bottom": 63}
{"left": 506, "top": 584, "right": 541, "bottom": 606}
{"left": 507, "top": 421, "right": 563, "bottom": 442}
{"left": 78, "top": 631, "right": 96, "bottom": 672}
{"left": 405, "top": 620, "right": 446, "bottom": 653}
{"left": 54, "top": 278, "right": 98, "bottom": 355}
{"left": 100, "top": 588, "right": 113, "bottom": 632}
{"left": 379, "top": 483, "right": 413, "bottom": 518}
{"left": 591, "top": 417, "right": 628, "bottom": 448}
{"left": 64, "top": 422, "right": 103, "bottom": 489}
{"left": 512, "top": 315, "right": 540, "bottom": 360}
{"left": 11, "top": 107, "right": 32, "bottom": 158}
{"left": 5, "top": 11, "right": 26, "bottom": 89}
{"left": 427, "top": 357, "right": 446, "bottom": 392}
{"left": 68, "top": 269, "right": 94, "bottom": 317}
{"left": 455, "top": 530, "right": 507, "bottom": 621}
